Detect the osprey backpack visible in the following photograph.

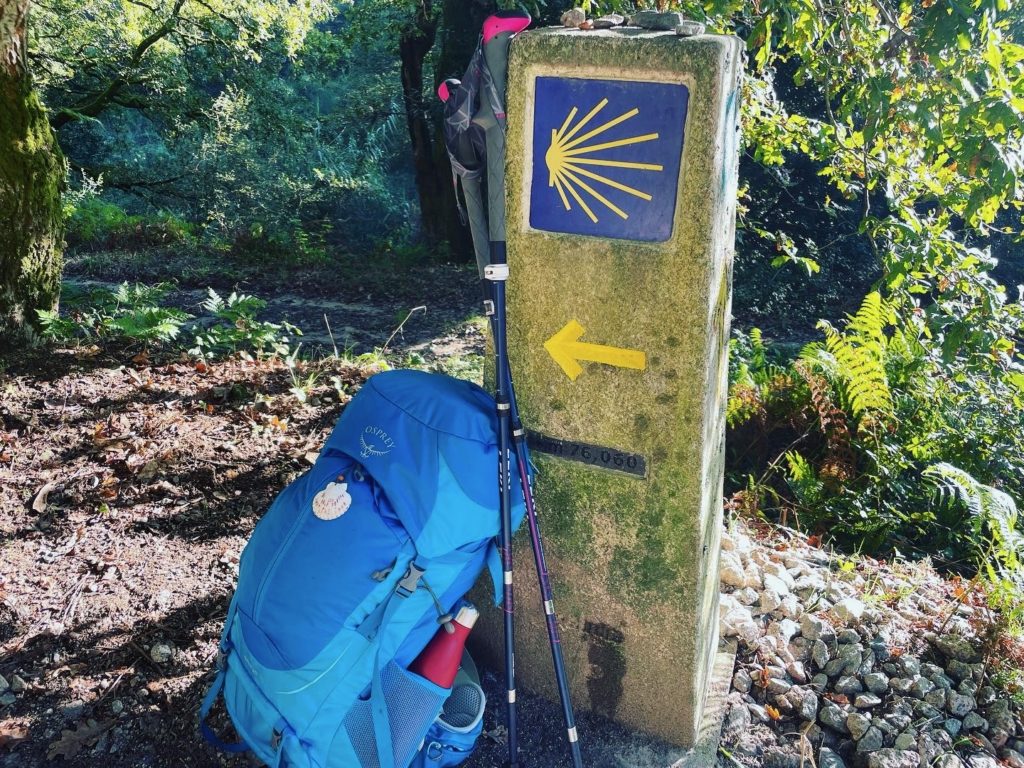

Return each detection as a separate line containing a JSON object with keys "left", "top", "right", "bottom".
{"left": 200, "top": 370, "right": 525, "bottom": 768}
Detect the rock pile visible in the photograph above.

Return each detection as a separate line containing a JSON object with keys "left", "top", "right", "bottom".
{"left": 719, "top": 522, "right": 1024, "bottom": 768}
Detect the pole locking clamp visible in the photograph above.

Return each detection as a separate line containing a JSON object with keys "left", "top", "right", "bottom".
{"left": 484, "top": 264, "right": 510, "bottom": 282}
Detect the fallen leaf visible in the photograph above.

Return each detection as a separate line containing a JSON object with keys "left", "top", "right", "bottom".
{"left": 31, "top": 481, "right": 58, "bottom": 514}
{"left": 46, "top": 719, "right": 113, "bottom": 760}
{"left": 0, "top": 721, "right": 29, "bottom": 750}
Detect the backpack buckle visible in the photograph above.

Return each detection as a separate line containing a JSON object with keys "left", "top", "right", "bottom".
{"left": 396, "top": 563, "right": 425, "bottom": 597}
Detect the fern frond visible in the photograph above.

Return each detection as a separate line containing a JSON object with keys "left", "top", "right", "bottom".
{"left": 924, "top": 463, "right": 1024, "bottom": 576}
{"left": 805, "top": 292, "right": 893, "bottom": 421}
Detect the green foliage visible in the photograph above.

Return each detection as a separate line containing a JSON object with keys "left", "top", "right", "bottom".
{"left": 38, "top": 282, "right": 188, "bottom": 345}
{"left": 801, "top": 292, "right": 894, "bottom": 422}
{"left": 67, "top": 198, "right": 195, "bottom": 251}
{"left": 189, "top": 289, "right": 300, "bottom": 361}
{"left": 924, "top": 463, "right": 1023, "bottom": 582}
{"left": 33, "top": 0, "right": 411, "bottom": 253}
{"left": 39, "top": 282, "right": 299, "bottom": 360}
{"left": 727, "top": 302, "right": 1024, "bottom": 613}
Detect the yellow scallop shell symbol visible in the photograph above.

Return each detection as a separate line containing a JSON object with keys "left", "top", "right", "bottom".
{"left": 544, "top": 98, "right": 664, "bottom": 224}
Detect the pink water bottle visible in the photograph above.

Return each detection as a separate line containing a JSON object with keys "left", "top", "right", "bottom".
{"left": 409, "top": 605, "right": 479, "bottom": 688}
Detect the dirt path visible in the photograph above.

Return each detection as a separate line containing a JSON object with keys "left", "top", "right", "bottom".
{"left": 0, "top": 251, "right": 702, "bottom": 767}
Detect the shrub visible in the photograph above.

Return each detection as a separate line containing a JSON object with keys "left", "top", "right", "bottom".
{"left": 38, "top": 282, "right": 189, "bottom": 345}
{"left": 728, "top": 288, "right": 1024, "bottom": 618}
{"left": 67, "top": 198, "right": 195, "bottom": 251}
{"left": 189, "top": 288, "right": 300, "bottom": 361}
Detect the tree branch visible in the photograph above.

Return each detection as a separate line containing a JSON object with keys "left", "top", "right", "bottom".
{"left": 51, "top": 0, "right": 187, "bottom": 128}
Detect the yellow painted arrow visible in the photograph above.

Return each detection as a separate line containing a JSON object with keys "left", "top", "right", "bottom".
{"left": 544, "top": 320, "right": 647, "bottom": 381}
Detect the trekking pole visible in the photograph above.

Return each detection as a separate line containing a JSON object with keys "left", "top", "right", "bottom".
{"left": 474, "top": 12, "right": 585, "bottom": 768}
{"left": 473, "top": 12, "right": 529, "bottom": 768}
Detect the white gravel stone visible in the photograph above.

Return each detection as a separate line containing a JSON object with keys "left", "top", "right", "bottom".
{"left": 864, "top": 672, "right": 889, "bottom": 694}
{"left": 720, "top": 552, "right": 746, "bottom": 588}
{"left": 735, "top": 587, "right": 760, "bottom": 605}
{"left": 786, "top": 661, "right": 808, "bottom": 684}
{"left": 947, "top": 691, "right": 976, "bottom": 717}
{"left": 720, "top": 593, "right": 741, "bottom": 613}
{"left": 965, "top": 754, "right": 1000, "bottom": 768}
{"left": 760, "top": 588, "right": 783, "bottom": 613}
{"left": 779, "top": 594, "right": 802, "bottom": 619}
{"left": 963, "top": 712, "right": 988, "bottom": 731}
{"left": 0, "top": 675, "right": 8, "bottom": 694}
{"left": 762, "top": 572, "right": 789, "bottom": 595}
{"left": 812, "top": 639, "right": 830, "bottom": 668}
{"left": 848, "top": 712, "right": 873, "bottom": 740}
{"left": 560, "top": 7, "right": 586, "bottom": 26}
{"left": 832, "top": 595, "right": 863, "bottom": 621}
{"left": 855, "top": 693, "right": 882, "bottom": 708}
{"left": 857, "top": 725, "right": 884, "bottom": 752}
{"left": 868, "top": 749, "right": 920, "bottom": 768}
{"left": 770, "top": 619, "right": 800, "bottom": 645}
{"left": 763, "top": 561, "right": 796, "bottom": 588}
{"left": 732, "top": 669, "right": 752, "bottom": 693}
{"left": 801, "top": 614, "right": 826, "bottom": 642}
{"left": 744, "top": 563, "right": 764, "bottom": 590}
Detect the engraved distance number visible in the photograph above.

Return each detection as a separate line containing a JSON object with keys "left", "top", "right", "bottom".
{"left": 526, "top": 432, "right": 646, "bottom": 477}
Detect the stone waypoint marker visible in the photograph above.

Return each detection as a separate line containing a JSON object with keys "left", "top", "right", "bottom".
{"left": 472, "top": 25, "right": 742, "bottom": 752}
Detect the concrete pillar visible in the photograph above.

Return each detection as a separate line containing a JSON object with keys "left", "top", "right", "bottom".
{"left": 473, "top": 27, "right": 741, "bottom": 749}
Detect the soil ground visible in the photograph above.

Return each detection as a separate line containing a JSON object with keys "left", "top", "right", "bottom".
{"left": 1, "top": 249, "right": 694, "bottom": 767}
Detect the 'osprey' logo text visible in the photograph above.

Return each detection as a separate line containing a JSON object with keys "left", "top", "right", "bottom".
{"left": 360, "top": 426, "right": 395, "bottom": 458}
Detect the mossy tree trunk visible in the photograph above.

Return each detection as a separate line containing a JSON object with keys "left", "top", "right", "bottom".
{"left": 0, "top": 0, "right": 64, "bottom": 347}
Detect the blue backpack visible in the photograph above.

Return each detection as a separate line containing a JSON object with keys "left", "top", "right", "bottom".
{"left": 200, "top": 370, "right": 524, "bottom": 768}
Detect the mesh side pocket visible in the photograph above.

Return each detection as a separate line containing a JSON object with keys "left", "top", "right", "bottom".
{"left": 382, "top": 662, "right": 449, "bottom": 767}
{"left": 440, "top": 683, "right": 484, "bottom": 730}
{"left": 343, "top": 700, "right": 381, "bottom": 768}
{"left": 343, "top": 662, "right": 448, "bottom": 768}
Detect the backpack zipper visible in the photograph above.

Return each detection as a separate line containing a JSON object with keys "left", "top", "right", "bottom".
{"left": 251, "top": 457, "right": 352, "bottom": 623}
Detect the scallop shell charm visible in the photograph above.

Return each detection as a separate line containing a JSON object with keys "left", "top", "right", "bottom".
{"left": 312, "top": 482, "right": 352, "bottom": 521}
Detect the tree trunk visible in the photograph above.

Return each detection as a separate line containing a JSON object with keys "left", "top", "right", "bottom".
{"left": 428, "top": 0, "right": 493, "bottom": 262}
{"left": 398, "top": 0, "right": 479, "bottom": 261}
{"left": 0, "top": 0, "right": 64, "bottom": 348}
{"left": 398, "top": 4, "right": 446, "bottom": 250}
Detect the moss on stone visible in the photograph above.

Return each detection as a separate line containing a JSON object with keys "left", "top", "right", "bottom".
{"left": 473, "top": 27, "right": 742, "bottom": 747}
